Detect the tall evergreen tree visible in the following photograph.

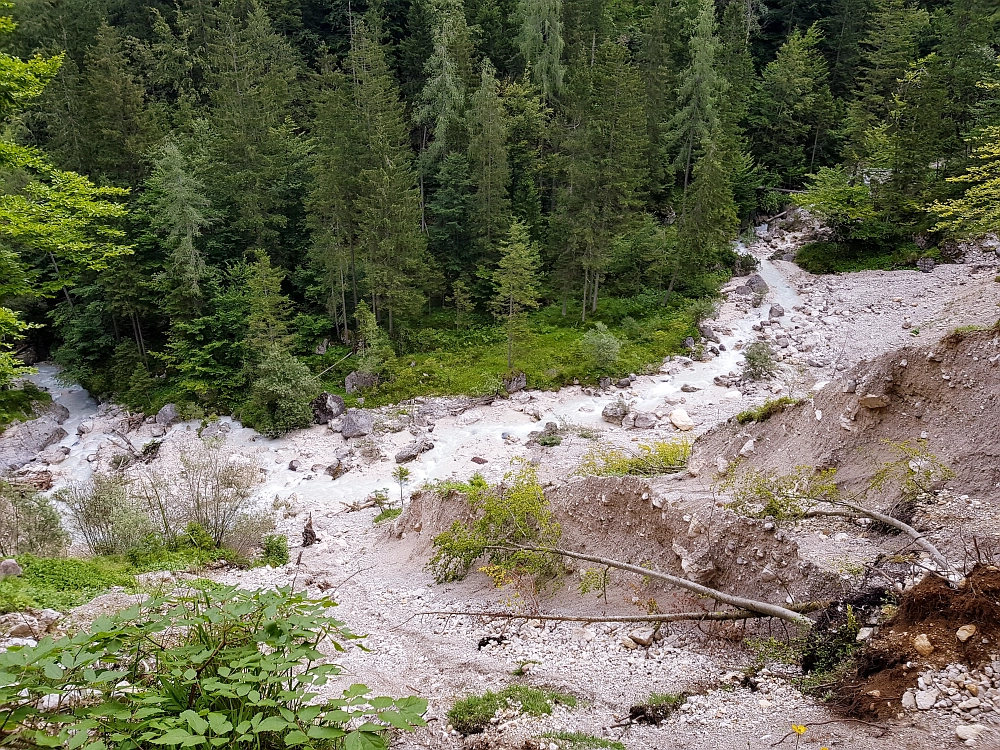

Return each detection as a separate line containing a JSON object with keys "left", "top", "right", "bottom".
{"left": 516, "top": 0, "right": 564, "bottom": 102}
{"left": 468, "top": 60, "right": 511, "bottom": 263}
{"left": 490, "top": 220, "right": 540, "bottom": 370}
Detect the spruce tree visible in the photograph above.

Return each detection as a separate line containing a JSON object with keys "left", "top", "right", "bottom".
{"left": 516, "top": 0, "right": 564, "bottom": 102}
{"left": 468, "top": 60, "right": 512, "bottom": 264}
{"left": 490, "top": 220, "right": 541, "bottom": 370}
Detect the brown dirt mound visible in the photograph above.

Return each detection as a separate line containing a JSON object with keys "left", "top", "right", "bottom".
{"left": 838, "top": 564, "right": 1000, "bottom": 719}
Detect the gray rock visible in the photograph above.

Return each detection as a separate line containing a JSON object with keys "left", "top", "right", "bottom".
{"left": 917, "top": 257, "right": 936, "bottom": 273}
{"left": 155, "top": 403, "right": 179, "bottom": 425}
{"left": 37, "top": 445, "right": 70, "bottom": 465}
{"left": 504, "top": 372, "right": 527, "bottom": 394}
{"left": 0, "top": 559, "right": 23, "bottom": 578}
{"left": 395, "top": 437, "right": 434, "bottom": 464}
{"left": 616, "top": 377, "right": 632, "bottom": 388}
{"left": 697, "top": 323, "right": 720, "bottom": 344}
{"left": 77, "top": 421, "right": 93, "bottom": 435}
{"left": 629, "top": 628, "right": 655, "bottom": 647}
{"left": 288, "top": 460, "right": 301, "bottom": 471}
{"left": 598, "top": 377, "right": 612, "bottom": 390}
{"left": 201, "top": 421, "right": 231, "bottom": 439}
{"left": 311, "top": 392, "right": 345, "bottom": 423}
{"left": 916, "top": 689, "right": 939, "bottom": 710}
{"left": 345, "top": 371, "right": 377, "bottom": 394}
{"left": 680, "top": 383, "right": 701, "bottom": 393}
{"left": 340, "top": 409, "right": 374, "bottom": 439}
{"left": 672, "top": 542, "right": 717, "bottom": 584}
{"left": 633, "top": 412, "right": 657, "bottom": 429}
{"left": 902, "top": 691, "right": 917, "bottom": 710}
{"left": 602, "top": 400, "right": 629, "bottom": 425}
{"left": 324, "top": 460, "right": 342, "bottom": 478}
{"left": 0, "top": 417, "right": 68, "bottom": 472}
{"left": 747, "top": 274, "right": 769, "bottom": 293}
{"left": 683, "top": 336, "right": 696, "bottom": 350}
{"left": 956, "top": 724, "right": 986, "bottom": 742}
{"left": 48, "top": 403, "right": 70, "bottom": 424}
{"left": 859, "top": 393, "right": 891, "bottom": 409}
{"left": 769, "top": 303, "right": 785, "bottom": 318}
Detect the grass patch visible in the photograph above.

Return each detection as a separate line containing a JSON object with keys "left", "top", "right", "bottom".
{"left": 537, "top": 434, "right": 562, "bottom": 447}
{"left": 373, "top": 507, "right": 402, "bottom": 524}
{"left": 447, "top": 685, "right": 577, "bottom": 735}
{"left": 736, "top": 396, "right": 801, "bottom": 424}
{"left": 0, "top": 383, "right": 51, "bottom": 433}
{"left": 540, "top": 732, "right": 625, "bottom": 750}
{"left": 0, "top": 555, "right": 136, "bottom": 614}
{"left": 627, "top": 691, "right": 687, "bottom": 723}
{"left": 577, "top": 440, "right": 691, "bottom": 476}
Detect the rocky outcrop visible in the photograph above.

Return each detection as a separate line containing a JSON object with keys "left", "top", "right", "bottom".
{"left": 504, "top": 372, "right": 527, "bottom": 393}
{"left": 311, "top": 392, "right": 345, "bottom": 423}
{"left": 602, "top": 400, "right": 628, "bottom": 425}
{"left": 0, "top": 407, "right": 69, "bottom": 472}
{"left": 669, "top": 409, "right": 695, "bottom": 431}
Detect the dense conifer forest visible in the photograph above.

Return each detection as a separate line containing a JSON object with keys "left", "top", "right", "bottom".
{"left": 0, "top": 0, "right": 997, "bottom": 430}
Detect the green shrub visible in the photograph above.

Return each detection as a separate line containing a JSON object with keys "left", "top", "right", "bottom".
{"left": 0, "top": 586, "right": 427, "bottom": 749}
{"left": 428, "top": 461, "right": 560, "bottom": 584}
{"left": 580, "top": 323, "right": 622, "bottom": 371}
{"left": 537, "top": 434, "right": 562, "bottom": 447}
{"left": 240, "top": 347, "right": 321, "bottom": 438}
{"left": 736, "top": 396, "right": 801, "bottom": 424}
{"left": 741, "top": 341, "right": 778, "bottom": 381}
{"left": 183, "top": 521, "right": 217, "bottom": 551}
{"left": 576, "top": 440, "right": 691, "bottom": 476}
{"left": 0, "top": 481, "right": 69, "bottom": 557}
{"left": 58, "top": 474, "right": 155, "bottom": 556}
{"left": 448, "top": 685, "right": 576, "bottom": 735}
{"left": 260, "top": 534, "right": 289, "bottom": 566}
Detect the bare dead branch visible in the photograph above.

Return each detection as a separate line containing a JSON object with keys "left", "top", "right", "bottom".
{"left": 493, "top": 545, "right": 815, "bottom": 626}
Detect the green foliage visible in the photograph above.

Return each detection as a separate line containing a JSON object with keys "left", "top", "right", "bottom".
{"left": 576, "top": 440, "right": 691, "bottom": 477}
{"left": 391, "top": 465, "right": 411, "bottom": 505}
{"left": 741, "top": 341, "right": 778, "bottom": 381}
{"left": 722, "top": 465, "right": 840, "bottom": 521}
{"left": 183, "top": 521, "right": 217, "bottom": 552}
{"left": 645, "top": 692, "right": 686, "bottom": 709}
{"left": 447, "top": 685, "right": 576, "bottom": 735}
{"left": 540, "top": 732, "right": 625, "bottom": 750}
{"left": 537, "top": 434, "right": 562, "bottom": 447}
{"left": 0, "top": 555, "right": 134, "bottom": 614}
{"left": 794, "top": 240, "right": 919, "bottom": 274}
{"left": 428, "top": 461, "right": 559, "bottom": 583}
{"left": 0, "top": 586, "right": 427, "bottom": 749}
{"left": 240, "top": 347, "right": 320, "bottom": 438}
{"left": 580, "top": 323, "right": 621, "bottom": 371}
{"left": 0, "top": 480, "right": 68, "bottom": 557}
{"left": 736, "top": 396, "right": 802, "bottom": 424}
{"left": 259, "top": 534, "right": 289, "bottom": 567}
{"left": 373, "top": 507, "right": 402, "bottom": 524}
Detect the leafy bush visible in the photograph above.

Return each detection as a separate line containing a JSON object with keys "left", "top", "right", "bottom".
{"left": 576, "top": 440, "right": 691, "bottom": 476}
{"left": 580, "top": 323, "right": 621, "bottom": 371}
{"left": 260, "top": 534, "right": 289, "bottom": 566}
{"left": 428, "top": 462, "right": 560, "bottom": 584}
{"left": 537, "top": 434, "right": 562, "bottom": 447}
{"left": 58, "top": 474, "right": 156, "bottom": 556}
{"left": 447, "top": 685, "right": 576, "bottom": 735}
{"left": 687, "top": 297, "right": 718, "bottom": 325}
{"left": 0, "top": 586, "right": 427, "bottom": 749}
{"left": 0, "top": 481, "right": 69, "bottom": 557}
{"left": 741, "top": 341, "right": 778, "bottom": 381}
{"left": 736, "top": 396, "right": 801, "bottom": 424}
{"left": 240, "top": 347, "right": 321, "bottom": 438}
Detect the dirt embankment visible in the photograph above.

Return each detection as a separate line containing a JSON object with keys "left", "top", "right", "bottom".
{"left": 691, "top": 326, "right": 1000, "bottom": 509}
{"left": 391, "top": 474, "right": 847, "bottom": 611}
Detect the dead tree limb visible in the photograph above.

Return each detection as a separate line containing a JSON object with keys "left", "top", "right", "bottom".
{"left": 418, "top": 601, "right": 829, "bottom": 625}
{"left": 803, "top": 502, "right": 952, "bottom": 574}
{"left": 495, "top": 545, "right": 815, "bottom": 627}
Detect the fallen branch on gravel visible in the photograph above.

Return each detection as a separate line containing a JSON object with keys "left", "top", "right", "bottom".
{"left": 418, "top": 601, "right": 829, "bottom": 625}
{"left": 341, "top": 498, "right": 378, "bottom": 512}
{"left": 490, "top": 545, "right": 815, "bottom": 627}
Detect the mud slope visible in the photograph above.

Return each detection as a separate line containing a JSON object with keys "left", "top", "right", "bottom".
{"left": 691, "top": 326, "right": 1000, "bottom": 505}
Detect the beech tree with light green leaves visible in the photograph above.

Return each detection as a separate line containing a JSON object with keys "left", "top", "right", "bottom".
{"left": 490, "top": 221, "right": 541, "bottom": 371}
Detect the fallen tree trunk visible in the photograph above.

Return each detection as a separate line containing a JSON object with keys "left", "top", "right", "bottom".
{"left": 496, "top": 545, "right": 815, "bottom": 627}
{"left": 420, "top": 600, "right": 829, "bottom": 626}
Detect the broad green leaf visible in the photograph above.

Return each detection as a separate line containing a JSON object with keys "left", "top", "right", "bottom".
{"left": 150, "top": 728, "right": 194, "bottom": 745}
{"left": 181, "top": 710, "right": 209, "bottom": 735}
{"left": 306, "top": 725, "right": 345, "bottom": 740}
{"left": 253, "top": 716, "right": 289, "bottom": 733}
{"left": 345, "top": 730, "right": 386, "bottom": 750}
{"left": 284, "top": 730, "right": 309, "bottom": 747}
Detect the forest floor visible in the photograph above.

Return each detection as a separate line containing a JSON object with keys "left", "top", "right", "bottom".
{"left": 10, "top": 218, "right": 1000, "bottom": 749}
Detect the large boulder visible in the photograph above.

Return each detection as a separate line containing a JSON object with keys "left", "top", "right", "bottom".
{"left": 669, "top": 409, "right": 695, "bottom": 431}
{"left": 747, "top": 274, "right": 769, "bottom": 294}
{"left": 345, "top": 371, "right": 377, "bottom": 394}
{"left": 632, "top": 412, "right": 657, "bottom": 429}
{"left": 602, "top": 400, "right": 629, "bottom": 425}
{"left": 697, "top": 323, "right": 720, "bottom": 344}
{"left": 0, "top": 418, "right": 68, "bottom": 472}
{"left": 341, "top": 409, "right": 374, "bottom": 439}
{"left": 395, "top": 437, "right": 434, "bottom": 464}
{"left": 0, "top": 559, "right": 23, "bottom": 579}
{"left": 311, "top": 392, "right": 345, "bottom": 423}
{"left": 768, "top": 303, "right": 785, "bottom": 318}
{"left": 48, "top": 403, "right": 70, "bottom": 424}
{"left": 155, "top": 403, "right": 179, "bottom": 425}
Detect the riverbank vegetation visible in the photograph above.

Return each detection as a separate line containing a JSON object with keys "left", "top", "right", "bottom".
{"left": 0, "top": 0, "right": 995, "bottom": 428}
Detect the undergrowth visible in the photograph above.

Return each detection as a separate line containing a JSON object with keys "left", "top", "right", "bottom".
{"left": 0, "top": 383, "right": 51, "bottom": 433}
{"left": 736, "top": 396, "right": 802, "bottom": 424}
{"left": 576, "top": 440, "right": 691, "bottom": 476}
{"left": 447, "top": 685, "right": 577, "bottom": 735}
{"left": 373, "top": 507, "right": 402, "bottom": 524}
